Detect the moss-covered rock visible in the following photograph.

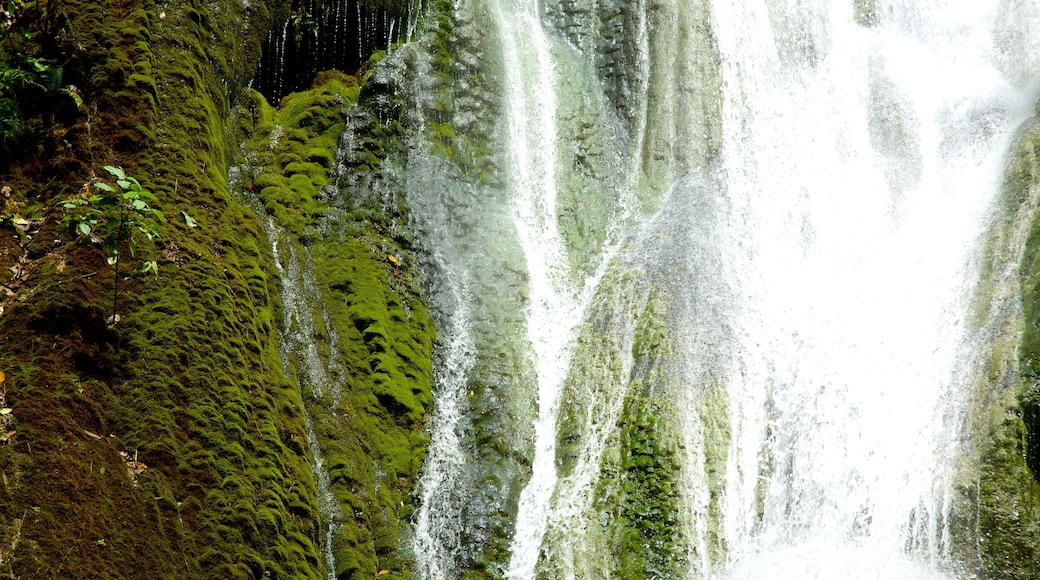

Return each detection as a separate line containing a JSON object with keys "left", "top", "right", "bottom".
{"left": 976, "top": 391, "right": 1040, "bottom": 580}
{"left": 233, "top": 66, "right": 435, "bottom": 578}
{"left": 990, "top": 112, "right": 1040, "bottom": 579}
{"left": 610, "top": 389, "right": 688, "bottom": 579}
{"left": 950, "top": 110, "right": 1040, "bottom": 580}
{"left": 0, "top": 0, "right": 433, "bottom": 578}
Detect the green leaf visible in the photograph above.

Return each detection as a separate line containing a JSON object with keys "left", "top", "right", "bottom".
{"left": 93, "top": 182, "right": 116, "bottom": 192}
{"left": 130, "top": 199, "right": 148, "bottom": 211}
{"left": 102, "top": 166, "right": 125, "bottom": 180}
{"left": 181, "top": 211, "right": 198, "bottom": 228}
{"left": 77, "top": 222, "right": 90, "bottom": 236}
{"left": 0, "top": 408, "right": 11, "bottom": 415}
{"left": 141, "top": 260, "right": 158, "bottom": 276}
{"left": 116, "top": 179, "right": 131, "bottom": 190}
{"left": 61, "top": 86, "right": 83, "bottom": 110}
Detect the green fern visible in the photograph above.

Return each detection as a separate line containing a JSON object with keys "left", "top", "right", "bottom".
{"left": 0, "top": 97, "right": 21, "bottom": 146}
{"left": 41, "top": 63, "right": 62, "bottom": 91}
{"left": 0, "top": 0, "right": 78, "bottom": 153}
{"left": 0, "top": 67, "right": 38, "bottom": 91}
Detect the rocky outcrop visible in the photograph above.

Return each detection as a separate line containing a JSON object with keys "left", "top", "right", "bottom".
{"left": 0, "top": 1, "right": 432, "bottom": 578}
{"left": 948, "top": 103, "right": 1040, "bottom": 580}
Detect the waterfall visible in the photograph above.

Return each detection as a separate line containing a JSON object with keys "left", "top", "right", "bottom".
{"left": 714, "top": 2, "right": 1037, "bottom": 578}
{"left": 253, "top": 0, "right": 411, "bottom": 100}
{"left": 493, "top": 4, "right": 574, "bottom": 576}
{"left": 406, "top": 0, "right": 1040, "bottom": 578}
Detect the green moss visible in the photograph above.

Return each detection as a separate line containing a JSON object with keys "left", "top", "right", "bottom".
{"left": 974, "top": 391, "right": 1040, "bottom": 580}
{"left": 545, "top": 267, "right": 718, "bottom": 578}
{"left": 418, "top": 0, "right": 499, "bottom": 186}
{"left": 611, "top": 389, "right": 687, "bottom": 579}
{"left": 236, "top": 72, "right": 356, "bottom": 237}
{"left": 0, "top": 0, "right": 336, "bottom": 577}
{"left": 233, "top": 64, "right": 436, "bottom": 578}
{"left": 633, "top": 298, "right": 668, "bottom": 358}
{"left": 992, "top": 117, "right": 1040, "bottom": 580}
{"left": 698, "top": 383, "right": 729, "bottom": 566}
{"left": 1017, "top": 129, "right": 1040, "bottom": 392}
{"left": 948, "top": 114, "right": 1040, "bottom": 579}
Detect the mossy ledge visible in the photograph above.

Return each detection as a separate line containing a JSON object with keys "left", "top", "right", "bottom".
{"left": 0, "top": 0, "right": 432, "bottom": 578}
{"left": 948, "top": 107, "right": 1040, "bottom": 580}
{"left": 233, "top": 67, "right": 435, "bottom": 578}
{"left": 988, "top": 110, "right": 1040, "bottom": 579}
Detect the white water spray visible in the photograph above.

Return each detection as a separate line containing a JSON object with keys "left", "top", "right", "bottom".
{"left": 713, "top": 1, "right": 1038, "bottom": 578}
{"left": 413, "top": 273, "right": 477, "bottom": 580}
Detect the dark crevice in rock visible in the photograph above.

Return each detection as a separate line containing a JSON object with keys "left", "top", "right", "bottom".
{"left": 1023, "top": 405, "right": 1040, "bottom": 483}
{"left": 253, "top": 0, "right": 410, "bottom": 102}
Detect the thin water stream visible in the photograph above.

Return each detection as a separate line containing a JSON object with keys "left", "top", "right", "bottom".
{"left": 491, "top": 1, "right": 582, "bottom": 576}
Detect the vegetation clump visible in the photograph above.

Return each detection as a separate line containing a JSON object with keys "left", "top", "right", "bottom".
{"left": 60, "top": 165, "right": 168, "bottom": 323}
{"left": 0, "top": 0, "right": 82, "bottom": 156}
{"left": 234, "top": 66, "right": 435, "bottom": 578}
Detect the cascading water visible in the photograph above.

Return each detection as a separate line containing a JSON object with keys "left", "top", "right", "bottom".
{"left": 714, "top": 2, "right": 1037, "bottom": 578}
{"left": 254, "top": 0, "right": 411, "bottom": 100}
{"left": 489, "top": 1, "right": 590, "bottom": 577}
{"left": 405, "top": 0, "right": 1040, "bottom": 578}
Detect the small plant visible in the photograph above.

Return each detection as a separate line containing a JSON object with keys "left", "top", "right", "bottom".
{"left": 0, "top": 0, "right": 80, "bottom": 153}
{"left": 60, "top": 166, "right": 166, "bottom": 323}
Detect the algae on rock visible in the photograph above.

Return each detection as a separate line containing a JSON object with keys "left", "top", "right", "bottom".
{"left": 948, "top": 109, "right": 1040, "bottom": 580}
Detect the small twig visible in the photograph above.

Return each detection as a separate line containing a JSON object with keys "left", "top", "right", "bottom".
{"left": 53, "top": 546, "right": 74, "bottom": 576}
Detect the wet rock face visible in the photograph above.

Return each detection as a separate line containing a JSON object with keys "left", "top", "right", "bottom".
{"left": 946, "top": 114, "right": 1040, "bottom": 580}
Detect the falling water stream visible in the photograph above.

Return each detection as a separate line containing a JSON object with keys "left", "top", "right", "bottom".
{"left": 406, "top": 0, "right": 1040, "bottom": 578}
{"left": 493, "top": 0, "right": 579, "bottom": 572}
